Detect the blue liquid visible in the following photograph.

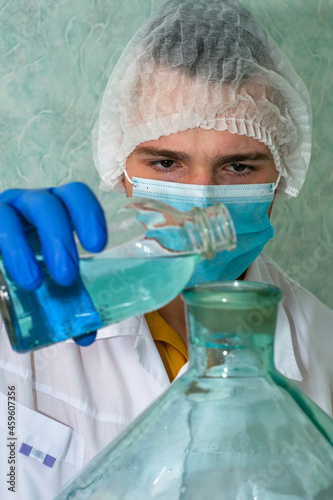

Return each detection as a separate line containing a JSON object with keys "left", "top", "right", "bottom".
{"left": 0, "top": 254, "right": 200, "bottom": 352}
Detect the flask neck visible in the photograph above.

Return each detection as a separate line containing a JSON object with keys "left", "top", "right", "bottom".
{"left": 183, "top": 282, "right": 282, "bottom": 379}
{"left": 188, "top": 332, "right": 274, "bottom": 379}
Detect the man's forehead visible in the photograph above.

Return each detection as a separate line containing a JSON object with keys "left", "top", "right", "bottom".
{"left": 132, "top": 128, "right": 274, "bottom": 161}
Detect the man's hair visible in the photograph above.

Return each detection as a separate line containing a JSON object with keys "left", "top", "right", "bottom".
{"left": 148, "top": 0, "right": 275, "bottom": 83}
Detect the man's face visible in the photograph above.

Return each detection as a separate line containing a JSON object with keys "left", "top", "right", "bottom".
{"left": 123, "top": 128, "right": 277, "bottom": 215}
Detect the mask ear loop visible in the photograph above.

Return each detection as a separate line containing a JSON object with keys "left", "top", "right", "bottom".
{"left": 270, "top": 171, "right": 282, "bottom": 217}
{"left": 123, "top": 169, "right": 134, "bottom": 185}
{"left": 273, "top": 171, "right": 282, "bottom": 192}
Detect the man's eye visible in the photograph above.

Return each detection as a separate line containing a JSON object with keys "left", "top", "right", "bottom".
{"left": 227, "top": 163, "right": 253, "bottom": 173}
{"left": 151, "top": 160, "right": 176, "bottom": 169}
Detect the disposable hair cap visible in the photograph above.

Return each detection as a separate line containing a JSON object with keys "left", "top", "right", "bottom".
{"left": 93, "top": 0, "right": 312, "bottom": 200}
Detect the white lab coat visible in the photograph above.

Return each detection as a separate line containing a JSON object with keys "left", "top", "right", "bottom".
{"left": 0, "top": 253, "right": 332, "bottom": 499}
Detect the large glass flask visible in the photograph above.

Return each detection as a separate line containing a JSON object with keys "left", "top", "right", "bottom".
{"left": 0, "top": 197, "right": 235, "bottom": 352}
{"left": 56, "top": 282, "right": 333, "bottom": 500}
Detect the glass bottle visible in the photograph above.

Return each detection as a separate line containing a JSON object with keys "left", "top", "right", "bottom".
{"left": 56, "top": 281, "right": 333, "bottom": 500}
{"left": 0, "top": 196, "right": 235, "bottom": 352}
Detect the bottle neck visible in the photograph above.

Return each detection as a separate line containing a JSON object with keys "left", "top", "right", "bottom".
{"left": 103, "top": 198, "right": 235, "bottom": 259}
{"left": 187, "top": 204, "right": 236, "bottom": 259}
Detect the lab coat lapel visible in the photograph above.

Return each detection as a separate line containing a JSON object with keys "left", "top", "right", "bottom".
{"left": 68, "top": 315, "right": 171, "bottom": 389}
{"left": 133, "top": 315, "right": 171, "bottom": 389}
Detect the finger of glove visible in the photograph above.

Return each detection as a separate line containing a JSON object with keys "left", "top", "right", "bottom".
{"left": 11, "top": 190, "right": 79, "bottom": 286}
{"left": 51, "top": 183, "right": 107, "bottom": 253}
{"left": 0, "top": 203, "right": 42, "bottom": 290}
{"left": 74, "top": 331, "right": 97, "bottom": 346}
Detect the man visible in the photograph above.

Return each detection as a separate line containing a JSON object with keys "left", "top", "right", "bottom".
{"left": 0, "top": 0, "right": 332, "bottom": 498}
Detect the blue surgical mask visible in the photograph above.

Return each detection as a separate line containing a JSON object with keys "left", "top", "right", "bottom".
{"left": 130, "top": 176, "right": 275, "bottom": 285}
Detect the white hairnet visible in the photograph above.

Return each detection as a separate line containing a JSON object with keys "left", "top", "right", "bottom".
{"left": 93, "top": 0, "right": 312, "bottom": 200}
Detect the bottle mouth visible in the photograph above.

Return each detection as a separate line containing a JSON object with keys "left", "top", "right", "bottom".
{"left": 182, "top": 281, "right": 282, "bottom": 309}
{"left": 190, "top": 203, "right": 237, "bottom": 259}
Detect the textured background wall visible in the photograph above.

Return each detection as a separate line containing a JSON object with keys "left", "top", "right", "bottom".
{"left": 0, "top": 0, "right": 332, "bottom": 307}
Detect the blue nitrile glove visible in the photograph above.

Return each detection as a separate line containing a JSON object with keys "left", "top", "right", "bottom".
{"left": 0, "top": 182, "right": 107, "bottom": 346}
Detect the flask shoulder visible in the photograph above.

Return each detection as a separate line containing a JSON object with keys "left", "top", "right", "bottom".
{"left": 270, "top": 367, "right": 333, "bottom": 446}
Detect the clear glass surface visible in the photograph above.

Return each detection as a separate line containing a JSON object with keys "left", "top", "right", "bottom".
{"left": 56, "top": 282, "right": 333, "bottom": 500}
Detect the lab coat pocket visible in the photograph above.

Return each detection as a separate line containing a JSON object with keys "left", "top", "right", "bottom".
{"left": 0, "top": 392, "right": 84, "bottom": 500}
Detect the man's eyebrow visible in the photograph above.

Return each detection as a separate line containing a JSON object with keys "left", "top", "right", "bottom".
{"left": 213, "top": 152, "right": 272, "bottom": 164}
{"left": 132, "top": 147, "right": 271, "bottom": 164}
{"left": 132, "top": 147, "right": 191, "bottom": 162}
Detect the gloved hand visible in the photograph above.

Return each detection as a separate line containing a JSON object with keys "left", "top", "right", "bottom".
{"left": 0, "top": 182, "right": 107, "bottom": 289}
{"left": 0, "top": 182, "right": 107, "bottom": 346}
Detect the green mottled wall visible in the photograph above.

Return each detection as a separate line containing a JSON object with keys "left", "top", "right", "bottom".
{"left": 1, "top": 0, "right": 332, "bottom": 307}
